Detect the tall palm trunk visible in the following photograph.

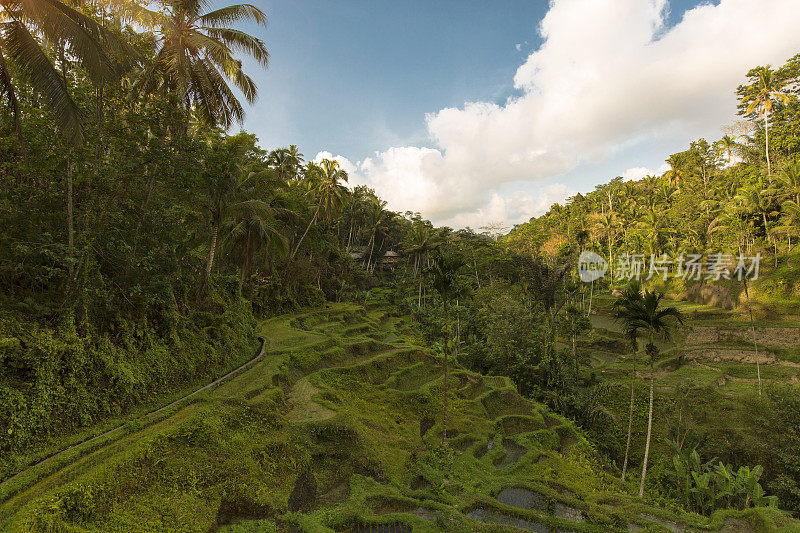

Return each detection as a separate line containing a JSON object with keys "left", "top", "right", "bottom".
{"left": 621, "top": 348, "right": 636, "bottom": 487}
{"left": 765, "top": 110, "right": 771, "bottom": 176}
{"left": 346, "top": 223, "right": 353, "bottom": 251}
{"left": 239, "top": 227, "right": 252, "bottom": 295}
{"left": 67, "top": 149, "right": 75, "bottom": 281}
{"left": 743, "top": 278, "right": 761, "bottom": 396}
{"left": 639, "top": 335, "right": 655, "bottom": 499}
{"left": 366, "top": 230, "right": 376, "bottom": 271}
{"left": 291, "top": 205, "right": 320, "bottom": 260}
{"left": 197, "top": 216, "right": 219, "bottom": 302}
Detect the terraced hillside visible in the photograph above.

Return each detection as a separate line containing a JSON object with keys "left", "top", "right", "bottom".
{"left": 580, "top": 295, "right": 800, "bottom": 514}
{"left": 0, "top": 303, "right": 796, "bottom": 532}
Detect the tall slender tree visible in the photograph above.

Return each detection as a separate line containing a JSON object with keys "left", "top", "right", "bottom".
{"left": 430, "top": 251, "right": 464, "bottom": 446}
{"left": 739, "top": 66, "right": 791, "bottom": 176}
{"left": 615, "top": 289, "right": 683, "bottom": 498}
{"left": 613, "top": 282, "right": 644, "bottom": 488}
{"left": 290, "top": 159, "right": 348, "bottom": 259}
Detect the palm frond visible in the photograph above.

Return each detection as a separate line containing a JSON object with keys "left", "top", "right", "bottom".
{"left": 3, "top": 19, "right": 82, "bottom": 144}
{"left": 204, "top": 27, "right": 268, "bottom": 67}
{"left": 200, "top": 4, "right": 267, "bottom": 28}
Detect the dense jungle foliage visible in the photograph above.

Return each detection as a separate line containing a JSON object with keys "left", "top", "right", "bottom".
{"left": 1, "top": 0, "right": 799, "bottom": 526}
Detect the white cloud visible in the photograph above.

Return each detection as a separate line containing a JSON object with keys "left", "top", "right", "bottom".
{"left": 622, "top": 163, "right": 670, "bottom": 181}
{"left": 312, "top": 151, "right": 359, "bottom": 179}
{"left": 442, "top": 184, "right": 572, "bottom": 229}
{"left": 622, "top": 167, "right": 652, "bottom": 181}
{"left": 329, "top": 0, "right": 800, "bottom": 228}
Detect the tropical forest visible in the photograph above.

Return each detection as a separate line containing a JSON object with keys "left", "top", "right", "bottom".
{"left": 1, "top": 1, "right": 800, "bottom": 532}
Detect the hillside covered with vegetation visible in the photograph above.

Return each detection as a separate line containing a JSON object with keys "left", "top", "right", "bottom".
{"left": 1, "top": 0, "right": 800, "bottom": 531}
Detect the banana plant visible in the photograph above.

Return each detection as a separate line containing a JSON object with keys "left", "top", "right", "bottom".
{"left": 666, "top": 443, "right": 777, "bottom": 515}
{"left": 690, "top": 471, "right": 713, "bottom": 515}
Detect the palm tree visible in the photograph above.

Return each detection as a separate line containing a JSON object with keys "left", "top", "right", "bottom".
{"left": 615, "top": 289, "right": 683, "bottom": 498}
{"left": 613, "top": 283, "right": 643, "bottom": 488}
{"left": 221, "top": 170, "right": 290, "bottom": 294}
{"left": 664, "top": 153, "right": 685, "bottom": 191}
{"left": 0, "top": 0, "right": 122, "bottom": 279}
{"left": 0, "top": 0, "right": 119, "bottom": 146}
{"left": 739, "top": 66, "right": 791, "bottom": 176}
{"left": 592, "top": 211, "right": 618, "bottom": 281}
{"left": 403, "top": 222, "right": 441, "bottom": 308}
{"left": 734, "top": 182, "right": 779, "bottom": 259}
{"left": 268, "top": 145, "right": 304, "bottom": 182}
{"left": 119, "top": 0, "right": 269, "bottom": 128}
{"left": 714, "top": 135, "right": 740, "bottom": 166}
{"left": 429, "top": 251, "right": 464, "bottom": 446}
{"left": 636, "top": 207, "right": 669, "bottom": 257}
{"left": 196, "top": 132, "right": 259, "bottom": 300}
{"left": 364, "top": 198, "right": 389, "bottom": 272}
{"left": 290, "top": 159, "right": 348, "bottom": 259}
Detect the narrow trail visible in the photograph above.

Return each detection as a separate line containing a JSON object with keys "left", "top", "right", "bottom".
{"left": 0, "top": 336, "right": 267, "bottom": 501}
{"left": 0, "top": 305, "right": 357, "bottom": 525}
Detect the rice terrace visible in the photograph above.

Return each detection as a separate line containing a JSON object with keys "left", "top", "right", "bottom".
{"left": 2, "top": 0, "right": 800, "bottom": 532}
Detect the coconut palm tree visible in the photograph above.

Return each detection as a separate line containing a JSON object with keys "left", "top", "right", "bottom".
{"left": 196, "top": 132, "right": 260, "bottom": 300}
{"left": 613, "top": 282, "right": 644, "bottom": 488}
{"left": 739, "top": 66, "right": 791, "bottom": 176}
{"left": 0, "top": 0, "right": 120, "bottom": 146}
{"left": 714, "top": 135, "right": 740, "bottom": 166}
{"left": 429, "top": 250, "right": 464, "bottom": 446}
{"left": 363, "top": 197, "right": 389, "bottom": 272}
{"left": 734, "top": 182, "right": 779, "bottom": 260}
{"left": 615, "top": 289, "right": 683, "bottom": 498}
{"left": 117, "top": 0, "right": 269, "bottom": 128}
{"left": 664, "top": 153, "right": 686, "bottom": 191}
{"left": 290, "top": 159, "right": 348, "bottom": 259}
{"left": 403, "top": 222, "right": 441, "bottom": 308}
{"left": 222, "top": 170, "right": 290, "bottom": 294}
{"left": 592, "top": 211, "right": 618, "bottom": 281}
{"left": 268, "top": 145, "right": 304, "bottom": 182}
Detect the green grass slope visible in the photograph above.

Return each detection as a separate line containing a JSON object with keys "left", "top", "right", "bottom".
{"left": 0, "top": 302, "right": 796, "bottom": 532}
{"left": 583, "top": 294, "right": 800, "bottom": 515}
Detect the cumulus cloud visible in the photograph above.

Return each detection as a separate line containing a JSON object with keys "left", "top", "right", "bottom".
{"left": 444, "top": 184, "right": 573, "bottom": 229}
{"left": 622, "top": 164, "right": 670, "bottom": 181}
{"left": 327, "top": 0, "right": 800, "bottom": 228}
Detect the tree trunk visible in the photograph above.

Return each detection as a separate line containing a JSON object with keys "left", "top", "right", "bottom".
{"left": 291, "top": 205, "right": 320, "bottom": 260}
{"left": 609, "top": 240, "right": 613, "bottom": 282}
{"left": 765, "top": 110, "right": 771, "bottom": 176}
{"left": 129, "top": 164, "right": 155, "bottom": 274}
{"left": 588, "top": 279, "right": 594, "bottom": 316}
{"left": 367, "top": 230, "right": 376, "bottom": 271}
{"left": 442, "top": 299, "right": 449, "bottom": 447}
{"left": 239, "top": 227, "right": 252, "bottom": 295}
{"left": 67, "top": 149, "right": 75, "bottom": 281}
{"left": 639, "top": 360, "right": 654, "bottom": 498}
{"left": 743, "top": 278, "right": 761, "bottom": 396}
{"left": 418, "top": 273, "right": 423, "bottom": 310}
{"left": 621, "top": 350, "right": 636, "bottom": 487}
{"left": 572, "top": 326, "right": 578, "bottom": 383}
{"left": 197, "top": 218, "right": 219, "bottom": 302}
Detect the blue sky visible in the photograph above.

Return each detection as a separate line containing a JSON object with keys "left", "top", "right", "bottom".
{"left": 226, "top": 0, "right": 800, "bottom": 228}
